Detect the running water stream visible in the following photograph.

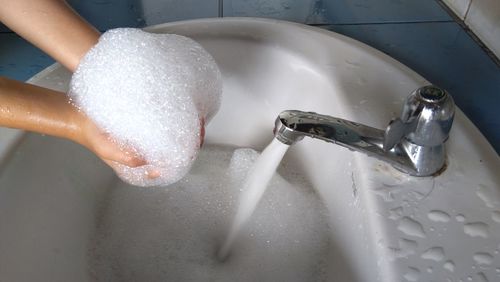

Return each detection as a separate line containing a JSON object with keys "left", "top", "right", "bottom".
{"left": 218, "top": 139, "right": 290, "bottom": 260}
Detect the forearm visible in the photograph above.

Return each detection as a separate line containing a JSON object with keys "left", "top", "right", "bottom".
{"left": 0, "top": 77, "right": 83, "bottom": 142}
{"left": 0, "top": 0, "right": 99, "bottom": 72}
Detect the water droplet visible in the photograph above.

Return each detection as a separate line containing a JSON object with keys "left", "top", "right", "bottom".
{"left": 403, "top": 267, "right": 420, "bottom": 281}
{"left": 344, "top": 59, "right": 361, "bottom": 67}
{"left": 491, "top": 211, "right": 500, "bottom": 223}
{"left": 389, "top": 206, "right": 404, "bottom": 220}
{"left": 476, "top": 184, "right": 500, "bottom": 209}
{"left": 456, "top": 214, "right": 466, "bottom": 222}
{"left": 388, "top": 238, "right": 418, "bottom": 259}
{"left": 464, "top": 222, "right": 490, "bottom": 238}
{"left": 421, "top": 246, "right": 445, "bottom": 261}
{"left": 473, "top": 252, "right": 493, "bottom": 265}
{"left": 398, "top": 217, "right": 426, "bottom": 238}
{"left": 443, "top": 260, "right": 455, "bottom": 272}
{"left": 428, "top": 210, "right": 451, "bottom": 222}
{"left": 372, "top": 186, "right": 396, "bottom": 202}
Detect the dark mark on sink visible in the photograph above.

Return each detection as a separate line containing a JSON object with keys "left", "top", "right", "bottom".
{"left": 351, "top": 172, "right": 358, "bottom": 199}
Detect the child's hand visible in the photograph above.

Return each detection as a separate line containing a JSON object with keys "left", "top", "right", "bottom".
{"left": 77, "top": 116, "right": 147, "bottom": 168}
{"left": 75, "top": 113, "right": 162, "bottom": 179}
{"left": 75, "top": 112, "right": 205, "bottom": 179}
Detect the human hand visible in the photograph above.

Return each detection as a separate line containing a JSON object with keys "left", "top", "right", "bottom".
{"left": 77, "top": 115, "right": 146, "bottom": 168}
{"left": 74, "top": 112, "right": 206, "bottom": 179}
{"left": 0, "top": 75, "right": 205, "bottom": 181}
{"left": 75, "top": 113, "right": 165, "bottom": 179}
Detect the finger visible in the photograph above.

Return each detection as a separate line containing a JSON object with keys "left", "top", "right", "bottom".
{"left": 103, "top": 158, "right": 160, "bottom": 180}
{"left": 145, "top": 169, "right": 161, "bottom": 179}
{"left": 105, "top": 150, "right": 146, "bottom": 168}
{"left": 100, "top": 146, "right": 146, "bottom": 167}
{"left": 102, "top": 158, "right": 118, "bottom": 170}
{"left": 99, "top": 141, "right": 147, "bottom": 168}
{"left": 120, "top": 152, "right": 147, "bottom": 168}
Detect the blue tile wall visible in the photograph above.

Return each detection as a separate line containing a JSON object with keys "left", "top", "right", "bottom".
{"left": 67, "top": 0, "right": 144, "bottom": 30}
{"left": 322, "top": 0, "right": 452, "bottom": 24}
{"left": 0, "top": 34, "right": 54, "bottom": 81}
{"left": 69, "top": 0, "right": 220, "bottom": 30}
{"left": 222, "top": 0, "right": 452, "bottom": 24}
{"left": 223, "top": 0, "right": 328, "bottom": 24}
{"left": 139, "top": 0, "right": 219, "bottom": 25}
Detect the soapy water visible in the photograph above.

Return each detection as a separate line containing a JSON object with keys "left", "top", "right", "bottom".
{"left": 88, "top": 144, "right": 330, "bottom": 281}
{"left": 218, "top": 139, "right": 289, "bottom": 259}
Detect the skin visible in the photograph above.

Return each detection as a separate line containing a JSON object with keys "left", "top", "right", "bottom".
{"left": 0, "top": 0, "right": 206, "bottom": 178}
{"left": 0, "top": 77, "right": 147, "bottom": 169}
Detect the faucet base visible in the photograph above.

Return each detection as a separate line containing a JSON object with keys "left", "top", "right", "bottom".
{"left": 399, "top": 139, "right": 445, "bottom": 177}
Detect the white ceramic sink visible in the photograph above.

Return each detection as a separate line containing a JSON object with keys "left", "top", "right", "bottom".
{"left": 0, "top": 18, "right": 499, "bottom": 282}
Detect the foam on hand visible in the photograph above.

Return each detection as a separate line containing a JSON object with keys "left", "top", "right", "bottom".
{"left": 69, "top": 28, "right": 222, "bottom": 187}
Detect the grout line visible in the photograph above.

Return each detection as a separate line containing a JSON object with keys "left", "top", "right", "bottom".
{"left": 308, "top": 20, "right": 454, "bottom": 27}
{"left": 218, "top": 0, "right": 224, "bottom": 18}
{"left": 435, "top": 0, "right": 500, "bottom": 67}
{"left": 463, "top": 0, "right": 473, "bottom": 20}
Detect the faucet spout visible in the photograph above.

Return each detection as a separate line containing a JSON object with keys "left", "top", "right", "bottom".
{"left": 273, "top": 85, "right": 455, "bottom": 177}
{"left": 274, "top": 110, "right": 417, "bottom": 174}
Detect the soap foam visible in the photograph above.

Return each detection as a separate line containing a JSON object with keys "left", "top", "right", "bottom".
{"left": 69, "top": 28, "right": 222, "bottom": 187}
{"left": 88, "top": 145, "right": 330, "bottom": 281}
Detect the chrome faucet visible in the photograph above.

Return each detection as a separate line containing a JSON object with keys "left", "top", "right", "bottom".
{"left": 274, "top": 85, "right": 455, "bottom": 176}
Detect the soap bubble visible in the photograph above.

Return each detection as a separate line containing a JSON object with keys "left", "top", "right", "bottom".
{"left": 69, "top": 28, "right": 222, "bottom": 187}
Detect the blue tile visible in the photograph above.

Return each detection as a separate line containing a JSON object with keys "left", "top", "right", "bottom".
{"left": 67, "top": 0, "right": 144, "bottom": 30}
{"left": 0, "top": 23, "right": 9, "bottom": 32}
{"left": 0, "top": 1, "right": 143, "bottom": 32}
{"left": 322, "top": 22, "right": 500, "bottom": 152}
{"left": 323, "top": 0, "right": 452, "bottom": 24}
{"left": 1, "top": 0, "right": 218, "bottom": 33}
{"left": 0, "top": 33, "right": 54, "bottom": 81}
{"left": 223, "top": 0, "right": 452, "bottom": 24}
{"left": 139, "top": 0, "right": 219, "bottom": 25}
{"left": 223, "top": 0, "right": 329, "bottom": 24}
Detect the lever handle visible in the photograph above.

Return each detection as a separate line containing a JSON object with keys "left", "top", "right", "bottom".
{"left": 388, "top": 85, "right": 455, "bottom": 148}
{"left": 383, "top": 118, "right": 405, "bottom": 151}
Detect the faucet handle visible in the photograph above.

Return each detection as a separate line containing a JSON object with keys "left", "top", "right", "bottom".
{"left": 383, "top": 118, "right": 407, "bottom": 151}
{"left": 402, "top": 85, "right": 455, "bottom": 147}
{"left": 384, "top": 85, "right": 455, "bottom": 151}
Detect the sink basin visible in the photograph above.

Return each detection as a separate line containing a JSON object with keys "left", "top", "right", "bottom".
{"left": 0, "top": 18, "right": 499, "bottom": 282}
